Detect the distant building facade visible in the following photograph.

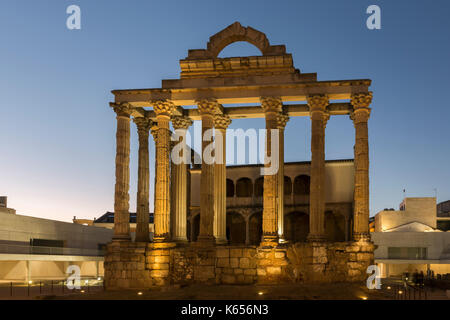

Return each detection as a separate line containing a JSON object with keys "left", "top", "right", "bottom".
{"left": 372, "top": 197, "right": 450, "bottom": 278}
{"left": 0, "top": 197, "right": 113, "bottom": 282}
{"left": 90, "top": 159, "right": 355, "bottom": 245}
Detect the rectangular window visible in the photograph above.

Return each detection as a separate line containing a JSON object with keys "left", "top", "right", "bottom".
{"left": 388, "top": 247, "right": 427, "bottom": 260}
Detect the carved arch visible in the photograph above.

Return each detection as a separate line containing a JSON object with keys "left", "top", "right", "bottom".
{"left": 187, "top": 22, "right": 286, "bottom": 59}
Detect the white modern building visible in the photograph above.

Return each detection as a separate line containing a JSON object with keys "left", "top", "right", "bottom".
{"left": 0, "top": 197, "right": 113, "bottom": 282}
{"left": 372, "top": 197, "right": 450, "bottom": 278}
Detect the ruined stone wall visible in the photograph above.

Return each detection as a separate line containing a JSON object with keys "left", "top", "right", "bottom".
{"left": 104, "top": 241, "right": 374, "bottom": 290}
{"left": 286, "top": 241, "right": 375, "bottom": 283}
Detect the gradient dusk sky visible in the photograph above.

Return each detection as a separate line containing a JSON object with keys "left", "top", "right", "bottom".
{"left": 0, "top": 0, "right": 449, "bottom": 222}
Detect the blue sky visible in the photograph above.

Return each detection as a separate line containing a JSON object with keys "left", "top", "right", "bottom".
{"left": 0, "top": 0, "right": 449, "bottom": 221}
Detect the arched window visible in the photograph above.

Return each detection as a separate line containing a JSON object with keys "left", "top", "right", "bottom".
{"left": 294, "top": 175, "right": 310, "bottom": 195}
{"left": 226, "top": 212, "right": 246, "bottom": 244}
{"left": 254, "top": 177, "right": 264, "bottom": 197}
{"left": 249, "top": 212, "right": 262, "bottom": 245}
{"left": 284, "top": 176, "right": 292, "bottom": 195}
{"left": 226, "top": 179, "right": 235, "bottom": 197}
{"left": 236, "top": 177, "right": 253, "bottom": 197}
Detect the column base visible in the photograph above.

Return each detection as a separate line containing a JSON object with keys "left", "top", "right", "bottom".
{"left": 215, "top": 237, "right": 228, "bottom": 245}
{"left": 307, "top": 234, "right": 327, "bottom": 242}
{"left": 112, "top": 234, "right": 131, "bottom": 241}
{"left": 153, "top": 235, "right": 171, "bottom": 243}
{"left": 353, "top": 232, "right": 371, "bottom": 242}
{"left": 260, "top": 235, "right": 278, "bottom": 248}
{"left": 194, "top": 235, "right": 215, "bottom": 247}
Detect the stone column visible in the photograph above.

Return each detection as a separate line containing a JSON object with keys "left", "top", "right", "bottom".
{"left": 196, "top": 98, "right": 220, "bottom": 245}
{"left": 171, "top": 116, "right": 193, "bottom": 242}
{"left": 150, "top": 122, "right": 159, "bottom": 224}
{"left": 213, "top": 114, "right": 231, "bottom": 244}
{"left": 245, "top": 217, "right": 250, "bottom": 245}
{"left": 350, "top": 92, "right": 372, "bottom": 241}
{"left": 307, "top": 95, "right": 329, "bottom": 242}
{"left": 276, "top": 113, "right": 289, "bottom": 242}
{"left": 260, "top": 97, "right": 283, "bottom": 246}
{"left": 133, "top": 116, "right": 152, "bottom": 242}
{"left": 110, "top": 102, "right": 133, "bottom": 241}
{"left": 152, "top": 100, "right": 175, "bottom": 242}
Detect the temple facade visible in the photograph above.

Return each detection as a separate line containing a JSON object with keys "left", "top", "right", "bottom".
{"left": 104, "top": 22, "right": 375, "bottom": 289}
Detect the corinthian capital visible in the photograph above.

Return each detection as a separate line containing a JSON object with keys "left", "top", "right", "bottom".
{"left": 110, "top": 102, "right": 134, "bottom": 117}
{"left": 350, "top": 92, "right": 372, "bottom": 123}
{"left": 260, "top": 96, "right": 282, "bottom": 113}
{"left": 133, "top": 117, "right": 152, "bottom": 136}
{"left": 196, "top": 98, "right": 221, "bottom": 115}
{"left": 276, "top": 113, "right": 289, "bottom": 129}
{"left": 151, "top": 99, "right": 175, "bottom": 117}
{"left": 307, "top": 94, "right": 329, "bottom": 112}
{"left": 214, "top": 114, "right": 231, "bottom": 130}
{"left": 171, "top": 116, "right": 193, "bottom": 130}
{"left": 351, "top": 92, "right": 373, "bottom": 109}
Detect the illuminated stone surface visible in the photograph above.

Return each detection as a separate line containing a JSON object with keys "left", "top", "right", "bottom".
{"left": 105, "top": 22, "right": 374, "bottom": 289}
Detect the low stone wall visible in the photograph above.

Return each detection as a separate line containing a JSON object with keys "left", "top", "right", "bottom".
{"left": 104, "top": 240, "right": 374, "bottom": 289}
{"left": 286, "top": 241, "right": 375, "bottom": 283}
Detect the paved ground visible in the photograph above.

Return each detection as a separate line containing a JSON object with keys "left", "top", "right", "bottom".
{"left": 37, "top": 283, "right": 397, "bottom": 300}
{"left": 2, "top": 280, "right": 448, "bottom": 300}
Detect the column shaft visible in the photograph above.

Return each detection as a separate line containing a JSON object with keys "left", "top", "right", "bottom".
{"left": 171, "top": 116, "right": 192, "bottom": 242}
{"left": 307, "top": 95, "right": 329, "bottom": 242}
{"left": 111, "top": 103, "right": 132, "bottom": 241}
{"left": 198, "top": 113, "right": 215, "bottom": 242}
{"left": 260, "top": 97, "right": 282, "bottom": 246}
{"left": 152, "top": 100, "right": 174, "bottom": 242}
{"left": 276, "top": 114, "right": 289, "bottom": 241}
{"left": 213, "top": 115, "right": 231, "bottom": 244}
{"left": 196, "top": 99, "right": 220, "bottom": 244}
{"left": 351, "top": 92, "right": 372, "bottom": 241}
{"left": 134, "top": 117, "right": 151, "bottom": 242}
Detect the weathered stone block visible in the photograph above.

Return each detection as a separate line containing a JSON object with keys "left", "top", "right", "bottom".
{"left": 257, "top": 268, "right": 266, "bottom": 276}
{"left": 234, "top": 268, "right": 243, "bottom": 274}
{"left": 243, "top": 248, "right": 257, "bottom": 258}
{"left": 244, "top": 269, "right": 256, "bottom": 276}
{"left": 152, "top": 263, "right": 169, "bottom": 270}
{"left": 230, "top": 248, "right": 243, "bottom": 257}
{"left": 155, "top": 255, "right": 170, "bottom": 263}
{"left": 236, "top": 275, "right": 245, "bottom": 283}
{"left": 258, "top": 259, "right": 272, "bottom": 266}
{"left": 216, "top": 248, "right": 229, "bottom": 258}
{"left": 222, "top": 268, "right": 234, "bottom": 275}
{"left": 266, "top": 266, "right": 281, "bottom": 275}
{"left": 194, "top": 266, "right": 215, "bottom": 280}
{"left": 275, "top": 252, "right": 286, "bottom": 259}
{"left": 221, "top": 274, "right": 236, "bottom": 284}
{"left": 348, "top": 269, "right": 362, "bottom": 277}
{"left": 217, "top": 258, "right": 230, "bottom": 268}
{"left": 356, "top": 253, "right": 372, "bottom": 261}
{"left": 229, "top": 257, "right": 239, "bottom": 268}
{"left": 346, "top": 245, "right": 360, "bottom": 253}
{"left": 151, "top": 270, "right": 169, "bottom": 278}
{"left": 239, "top": 257, "right": 250, "bottom": 268}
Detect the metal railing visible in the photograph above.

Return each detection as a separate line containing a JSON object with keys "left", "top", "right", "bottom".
{"left": 392, "top": 282, "right": 428, "bottom": 300}
{"left": 0, "top": 279, "right": 105, "bottom": 298}
{"left": 0, "top": 244, "right": 104, "bottom": 256}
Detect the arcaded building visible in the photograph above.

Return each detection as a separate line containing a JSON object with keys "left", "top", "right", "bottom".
{"left": 188, "top": 160, "right": 355, "bottom": 245}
